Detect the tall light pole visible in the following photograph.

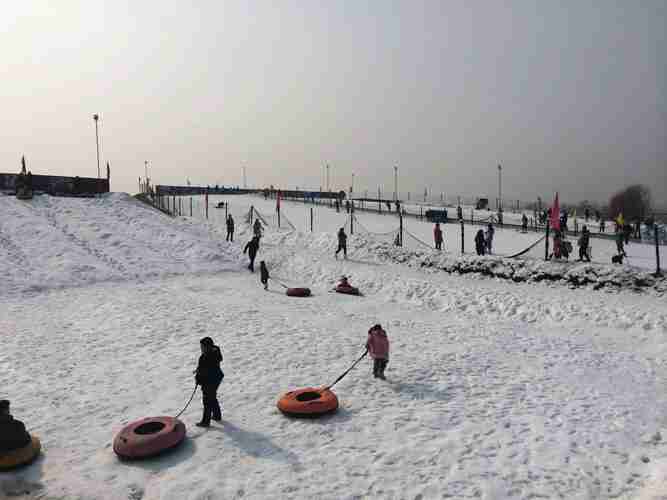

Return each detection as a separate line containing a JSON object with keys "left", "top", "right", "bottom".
{"left": 351, "top": 172, "right": 355, "bottom": 194}
{"left": 326, "top": 164, "right": 330, "bottom": 192}
{"left": 144, "top": 160, "right": 148, "bottom": 182}
{"left": 498, "top": 164, "right": 502, "bottom": 211}
{"left": 243, "top": 166, "right": 247, "bottom": 188}
{"left": 394, "top": 165, "right": 398, "bottom": 201}
{"left": 93, "top": 114, "right": 100, "bottom": 178}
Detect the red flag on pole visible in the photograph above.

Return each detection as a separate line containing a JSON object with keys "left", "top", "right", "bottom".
{"left": 276, "top": 190, "right": 281, "bottom": 212}
{"left": 550, "top": 192, "right": 560, "bottom": 231}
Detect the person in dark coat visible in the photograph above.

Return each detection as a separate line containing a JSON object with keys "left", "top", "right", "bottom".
{"left": 521, "top": 213, "right": 528, "bottom": 233}
{"left": 0, "top": 400, "right": 31, "bottom": 452}
{"left": 253, "top": 219, "right": 263, "bottom": 238}
{"left": 433, "top": 223, "right": 443, "bottom": 250}
{"left": 195, "top": 337, "right": 224, "bottom": 427}
{"left": 226, "top": 214, "right": 235, "bottom": 242}
{"left": 335, "top": 227, "right": 347, "bottom": 259}
{"left": 243, "top": 235, "right": 260, "bottom": 272}
{"left": 475, "top": 229, "right": 486, "bottom": 256}
{"left": 578, "top": 225, "right": 591, "bottom": 262}
{"left": 260, "top": 261, "right": 269, "bottom": 290}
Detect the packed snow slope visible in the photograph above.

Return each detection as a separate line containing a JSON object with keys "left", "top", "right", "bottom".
{"left": 1, "top": 193, "right": 667, "bottom": 500}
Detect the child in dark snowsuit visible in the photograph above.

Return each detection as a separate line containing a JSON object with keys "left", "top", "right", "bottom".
{"left": 366, "top": 324, "right": 390, "bottom": 379}
{"left": 0, "top": 400, "right": 31, "bottom": 452}
{"left": 260, "top": 261, "right": 269, "bottom": 290}
{"left": 243, "top": 236, "right": 260, "bottom": 272}
{"left": 195, "top": 337, "right": 224, "bottom": 427}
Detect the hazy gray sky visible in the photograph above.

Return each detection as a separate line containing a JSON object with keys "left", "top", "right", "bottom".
{"left": 2, "top": 1, "right": 665, "bottom": 205}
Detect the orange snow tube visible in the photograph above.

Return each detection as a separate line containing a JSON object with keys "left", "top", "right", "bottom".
{"left": 335, "top": 284, "right": 360, "bottom": 296}
{"left": 113, "top": 416, "right": 185, "bottom": 460}
{"left": 286, "top": 287, "right": 311, "bottom": 297}
{"left": 0, "top": 435, "right": 41, "bottom": 470}
{"left": 277, "top": 387, "right": 339, "bottom": 418}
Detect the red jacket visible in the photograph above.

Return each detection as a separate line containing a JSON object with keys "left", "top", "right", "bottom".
{"left": 366, "top": 328, "right": 389, "bottom": 359}
{"left": 434, "top": 227, "right": 443, "bottom": 242}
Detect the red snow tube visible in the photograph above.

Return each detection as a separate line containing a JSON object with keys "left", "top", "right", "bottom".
{"left": 113, "top": 416, "right": 185, "bottom": 460}
{"left": 286, "top": 287, "right": 311, "bottom": 297}
{"left": 277, "top": 387, "right": 339, "bottom": 418}
{"left": 335, "top": 284, "right": 360, "bottom": 296}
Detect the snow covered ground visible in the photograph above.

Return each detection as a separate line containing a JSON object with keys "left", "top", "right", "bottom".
{"left": 1, "top": 192, "right": 667, "bottom": 500}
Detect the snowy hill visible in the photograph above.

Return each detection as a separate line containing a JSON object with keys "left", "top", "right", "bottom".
{"left": 1, "top": 192, "right": 667, "bottom": 500}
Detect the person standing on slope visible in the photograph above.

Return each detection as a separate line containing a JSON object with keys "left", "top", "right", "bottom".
{"left": 253, "top": 219, "right": 263, "bottom": 239}
{"left": 194, "top": 337, "right": 224, "bottom": 427}
{"left": 366, "top": 324, "right": 390, "bottom": 379}
{"left": 578, "top": 225, "right": 591, "bottom": 262}
{"left": 475, "top": 229, "right": 486, "bottom": 256}
{"left": 260, "top": 261, "right": 270, "bottom": 290}
{"left": 335, "top": 227, "right": 348, "bottom": 259}
{"left": 485, "top": 223, "right": 495, "bottom": 254}
{"left": 243, "top": 235, "right": 260, "bottom": 272}
{"left": 433, "top": 223, "right": 443, "bottom": 250}
{"left": 226, "top": 214, "right": 235, "bottom": 242}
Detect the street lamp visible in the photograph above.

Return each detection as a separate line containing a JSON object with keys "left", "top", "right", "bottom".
{"left": 394, "top": 165, "right": 398, "bottom": 201}
{"left": 326, "top": 164, "right": 330, "bottom": 192}
{"left": 351, "top": 172, "right": 355, "bottom": 194}
{"left": 497, "top": 164, "right": 502, "bottom": 211}
{"left": 144, "top": 160, "right": 149, "bottom": 182}
{"left": 93, "top": 114, "right": 100, "bottom": 178}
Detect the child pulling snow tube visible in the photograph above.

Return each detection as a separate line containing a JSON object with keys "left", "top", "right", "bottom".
{"left": 335, "top": 284, "right": 360, "bottom": 296}
{"left": 286, "top": 287, "right": 311, "bottom": 297}
{"left": 277, "top": 387, "right": 339, "bottom": 418}
{"left": 0, "top": 435, "right": 41, "bottom": 470}
{"left": 113, "top": 416, "right": 185, "bottom": 460}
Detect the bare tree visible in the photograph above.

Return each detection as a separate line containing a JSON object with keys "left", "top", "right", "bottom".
{"left": 608, "top": 185, "right": 652, "bottom": 220}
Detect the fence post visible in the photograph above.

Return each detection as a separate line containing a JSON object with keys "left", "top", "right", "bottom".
{"left": 310, "top": 207, "right": 313, "bottom": 232}
{"left": 656, "top": 225, "right": 662, "bottom": 277}
{"left": 250, "top": 205, "right": 253, "bottom": 224}
{"left": 351, "top": 214, "right": 354, "bottom": 235}
{"left": 225, "top": 203, "right": 228, "bottom": 220}
{"left": 460, "top": 219, "right": 464, "bottom": 254}
{"left": 545, "top": 223, "right": 550, "bottom": 261}
{"left": 399, "top": 211, "right": 403, "bottom": 246}
{"left": 190, "top": 197, "right": 193, "bottom": 217}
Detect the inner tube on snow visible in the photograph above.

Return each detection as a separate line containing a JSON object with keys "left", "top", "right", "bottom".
{"left": 0, "top": 435, "right": 41, "bottom": 471}
{"left": 286, "top": 287, "right": 311, "bottom": 297}
{"left": 335, "top": 284, "right": 360, "bottom": 296}
{"left": 277, "top": 387, "right": 339, "bottom": 418}
{"left": 113, "top": 416, "right": 185, "bottom": 460}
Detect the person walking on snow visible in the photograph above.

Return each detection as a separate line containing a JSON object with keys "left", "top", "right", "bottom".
{"left": 521, "top": 214, "right": 528, "bottom": 233}
{"left": 243, "top": 235, "right": 260, "bottom": 272}
{"left": 0, "top": 400, "right": 31, "bottom": 453}
{"left": 366, "top": 324, "right": 390, "bottom": 379}
{"left": 335, "top": 227, "right": 347, "bottom": 259}
{"left": 260, "top": 261, "right": 269, "bottom": 290}
{"left": 194, "top": 337, "right": 224, "bottom": 427}
{"left": 475, "top": 229, "right": 486, "bottom": 256}
{"left": 485, "top": 223, "right": 495, "bottom": 254}
{"left": 253, "top": 219, "right": 263, "bottom": 238}
{"left": 226, "top": 214, "right": 235, "bottom": 242}
{"left": 433, "top": 223, "right": 443, "bottom": 250}
{"left": 578, "top": 225, "right": 591, "bottom": 262}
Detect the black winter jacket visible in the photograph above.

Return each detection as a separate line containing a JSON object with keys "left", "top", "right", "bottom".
{"left": 196, "top": 346, "right": 224, "bottom": 387}
{"left": 0, "top": 415, "right": 31, "bottom": 452}
{"left": 244, "top": 238, "right": 259, "bottom": 258}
